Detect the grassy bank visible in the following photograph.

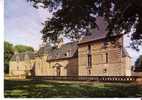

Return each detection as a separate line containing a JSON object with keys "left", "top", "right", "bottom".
{"left": 4, "top": 80, "right": 142, "bottom": 98}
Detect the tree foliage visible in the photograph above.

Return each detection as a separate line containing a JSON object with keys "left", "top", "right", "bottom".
{"left": 135, "top": 55, "right": 142, "bottom": 68}
{"left": 15, "top": 45, "right": 34, "bottom": 53}
{"left": 28, "top": 0, "right": 142, "bottom": 50}
{"left": 4, "top": 41, "right": 14, "bottom": 73}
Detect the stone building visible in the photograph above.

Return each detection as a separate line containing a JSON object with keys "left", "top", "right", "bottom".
{"left": 9, "top": 52, "right": 36, "bottom": 76}
{"left": 9, "top": 17, "right": 132, "bottom": 77}
{"left": 10, "top": 42, "right": 79, "bottom": 77}
{"left": 78, "top": 17, "right": 132, "bottom": 76}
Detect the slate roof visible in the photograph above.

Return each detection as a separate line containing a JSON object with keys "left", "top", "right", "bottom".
{"left": 11, "top": 51, "right": 35, "bottom": 61}
{"left": 37, "top": 46, "right": 50, "bottom": 55}
{"left": 79, "top": 17, "right": 108, "bottom": 44}
{"left": 38, "top": 42, "right": 78, "bottom": 61}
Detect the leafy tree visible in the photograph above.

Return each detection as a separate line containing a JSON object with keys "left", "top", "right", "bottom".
{"left": 4, "top": 41, "right": 14, "bottom": 73}
{"left": 135, "top": 55, "right": 142, "bottom": 68}
{"left": 15, "top": 45, "right": 34, "bottom": 53}
{"left": 28, "top": 0, "right": 142, "bottom": 50}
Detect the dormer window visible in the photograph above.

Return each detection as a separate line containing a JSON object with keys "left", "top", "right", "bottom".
{"left": 65, "top": 52, "right": 69, "bottom": 57}
{"left": 64, "top": 53, "right": 67, "bottom": 56}
{"left": 65, "top": 49, "right": 72, "bottom": 57}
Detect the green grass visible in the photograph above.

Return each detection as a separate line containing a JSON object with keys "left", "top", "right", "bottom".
{"left": 4, "top": 80, "right": 142, "bottom": 98}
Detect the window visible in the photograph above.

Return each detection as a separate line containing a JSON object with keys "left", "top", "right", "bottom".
{"left": 89, "top": 69, "right": 91, "bottom": 75}
{"left": 65, "top": 49, "right": 72, "bottom": 57}
{"left": 106, "top": 53, "right": 108, "bottom": 63}
{"left": 88, "top": 45, "right": 92, "bottom": 67}
{"left": 88, "top": 45, "right": 91, "bottom": 54}
{"left": 65, "top": 52, "right": 69, "bottom": 57}
{"left": 64, "top": 53, "right": 67, "bottom": 56}
{"left": 88, "top": 55, "right": 92, "bottom": 67}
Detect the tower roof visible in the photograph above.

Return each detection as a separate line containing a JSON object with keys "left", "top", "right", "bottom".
{"left": 79, "top": 17, "right": 108, "bottom": 44}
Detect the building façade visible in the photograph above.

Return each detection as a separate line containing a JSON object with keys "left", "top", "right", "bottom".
{"left": 9, "top": 17, "right": 132, "bottom": 77}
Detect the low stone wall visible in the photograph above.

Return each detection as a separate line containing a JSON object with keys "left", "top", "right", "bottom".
{"left": 4, "top": 75, "right": 26, "bottom": 80}
{"left": 28, "top": 76, "right": 138, "bottom": 82}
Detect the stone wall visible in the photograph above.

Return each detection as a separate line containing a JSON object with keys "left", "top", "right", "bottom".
{"left": 9, "top": 55, "right": 78, "bottom": 77}
{"left": 34, "top": 56, "right": 78, "bottom": 76}
{"left": 78, "top": 39, "right": 131, "bottom": 76}
{"left": 122, "top": 57, "right": 132, "bottom": 76}
{"left": 34, "top": 56, "right": 49, "bottom": 76}
{"left": 9, "top": 59, "right": 35, "bottom": 76}
{"left": 9, "top": 37, "right": 133, "bottom": 77}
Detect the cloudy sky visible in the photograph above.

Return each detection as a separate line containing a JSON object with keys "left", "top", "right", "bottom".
{"left": 5, "top": 0, "right": 142, "bottom": 64}
{"left": 5, "top": 0, "right": 50, "bottom": 49}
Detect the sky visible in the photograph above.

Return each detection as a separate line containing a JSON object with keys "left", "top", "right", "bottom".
{"left": 5, "top": 0, "right": 50, "bottom": 50}
{"left": 5, "top": 0, "right": 142, "bottom": 64}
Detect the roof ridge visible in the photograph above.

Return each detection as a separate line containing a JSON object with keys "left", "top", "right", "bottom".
{"left": 62, "top": 41, "right": 77, "bottom": 45}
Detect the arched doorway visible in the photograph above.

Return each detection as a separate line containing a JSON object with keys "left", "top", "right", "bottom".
{"left": 53, "top": 63, "right": 62, "bottom": 76}
{"left": 56, "top": 67, "right": 61, "bottom": 76}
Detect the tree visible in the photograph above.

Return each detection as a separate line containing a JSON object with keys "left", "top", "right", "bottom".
{"left": 27, "top": 0, "right": 142, "bottom": 50}
{"left": 4, "top": 41, "right": 14, "bottom": 73}
{"left": 135, "top": 55, "right": 142, "bottom": 68}
{"left": 15, "top": 45, "right": 34, "bottom": 53}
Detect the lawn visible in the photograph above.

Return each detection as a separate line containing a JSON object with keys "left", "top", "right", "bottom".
{"left": 4, "top": 80, "right": 142, "bottom": 98}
